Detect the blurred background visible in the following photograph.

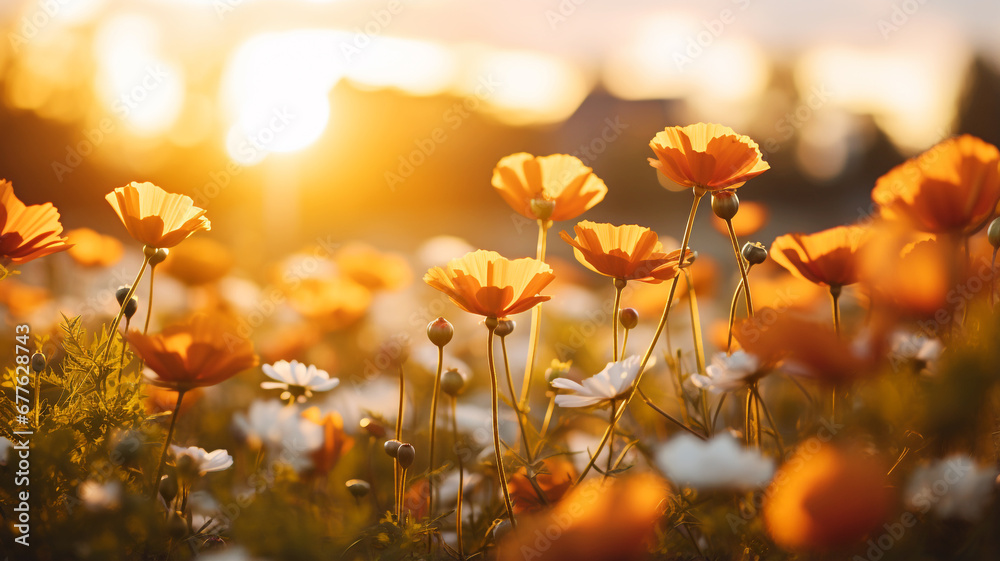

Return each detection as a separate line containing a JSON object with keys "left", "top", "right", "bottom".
{"left": 2, "top": 0, "right": 999, "bottom": 271}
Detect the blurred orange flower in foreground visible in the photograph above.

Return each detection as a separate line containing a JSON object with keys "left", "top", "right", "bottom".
{"left": 872, "top": 134, "right": 1000, "bottom": 236}
{"left": 160, "top": 236, "right": 234, "bottom": 285}
{"left": 127, "top": 315, "right": 258, "bottom": 391}
{"left": 710, "top": 200, "right": 769, "bottom": 237}
{"left": 424, "top": 249, "right": 555, "bottom": 319}
{"left": 560, "top": 221, "right": 693, "bottom": 283}
{"left": 506, "top": 456, "right": 576, "bottom": 514}
{"left": 0, "top": 179, "right": 71, "bottom": 266}
{"left": 770, "top": 225, "right": 867, "bottom": 288}
{"left": 492, "top": 153, "right": 608, "bottom": 221}
{"left": 498, "top": 474, "right": 667, "bottom": 561}
{"left": 648, "top": 123, "right": 770, "bottom": 191}
{"left": 765, "top": 440, "right": 892, "bottom": 553}
{"left": 302, "top": 407, "right": 354, "bottom": 475}
{"left": 105, "top": 181, "right": 211, "bottom": 249}
{"left": 65, "top": 228, "right": 124, "bottom": 268}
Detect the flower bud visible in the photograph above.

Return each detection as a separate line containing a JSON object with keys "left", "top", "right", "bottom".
{"left": 30, "top": 352, "right": 46, "bottom": 373}
{"left": 346, "top": 479, "right": 371, "bottom": 498}
{"left": 149, "top": 247, "right": 169, "bottom": 266}
{"left": 123, "top": 297, "right": 138, "bottom": 320}
{"left": 383, "top": 439, "right": 401, "bottom": 458}
{"left": 441, "top": 368, "right": 466, "bottom": 397}
{"left": 545, "top": 359, "right": 572, "bottom": 384}
{"left": 989, "top": 217, "right": 1000, "bottom": 249}
{"left": 115, "top": 286, "right": 131, "bottom": 306}
{"left": 426, "top": 317, "right": 454, "bottom": 347}
{"left": 711, "top": 191, "right": 740, "bottom": 221}
{"left": 359, "top": 417, "right": 387, "bottom": 439}
{"left": 158, "top": 474, "right": 179, "bottom": 504}
{"left": 530, "top": 198, "right": 556, "bottom": 221}
{"left": 495, "top": 318, "right": 515, "bottom": 338}
{"left": 618, "top": 308, "right": 638, "bottom": 330}
{"left": 742, "top": 242, "right": 768, "bottom": 266}
{"left": 396, "top": 443, "right": 415, "bottom": 469}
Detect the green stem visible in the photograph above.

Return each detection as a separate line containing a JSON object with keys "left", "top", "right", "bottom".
{"left": 620, "top": 328, "right": 631, "bottom": 358}
{"left": 451, "top": 397, "right": 464, "bottom": 560}
{"left": 684, "top": 268, "right": 711, "bottom": 437}
{"left": 612, "top": 279, "right": 625, "bottom": 361}
{"left": 519, "top": 220, "right": 550, "bottom": 409}
{"left": 575, "top": 189, "right": 704, "bottom": 483}
{"left": 395, "top": 363, "right": 405, "bottom": 520}
{"left": 150, "top": 390, "right": 186, "bottom": 500}
{"left": 539, "top": 393, "right": 556, "bottom": 440}
{"left": 605, "top": 399, "right": 616, "bottom": 479}
{"left": 486, "top": 320, "right": 516, "bottom": 527}
{"left": 725, "top": 219, "right": 753, "bottom": 318}
{"left": 753, "top": 384, "right": 784, "bottom": 457}
{"left": 427, "top": 346, "right": 444, "bottom": 530}
{"left": 637, "top": 387, "right": 707, "bottom": 441}
{"left": 500, "top": 335, "right": 533, "bottom": 461}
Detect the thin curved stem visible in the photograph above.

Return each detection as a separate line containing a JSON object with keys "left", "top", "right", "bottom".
{"left": 427, "top": 346, "right": 444, "bottom": 531}
{"left": 500, "top": 335, "right": 533, "bottom": 461}
{"left": 451, "top": 397, "right": 464, "bottom": 560}
{"left": 575, "top": 190, "right": 704, "bottom": 483}
{"left": 620, "top": 328, "right": 631, "bottom": 358}
{"left": 150, "top": 390, "right": 186, "bottom": 500}
{"left": 394, "top": 363, "right": 405, "bottom": 520}
{"left": 487, "top": 323, "right": 516, "bottom": 527}
{"left": 725, "top": 219, "right": 753, "bottom": 318}
{"left": 605, "top": 400, "right": 616, "bottom": 479}
{"left": 539, "top": 393, "right": 556, "bottom": 440}
{"left": 830, "top": 285, "right": 842, "bottom": 337}
{"left": 745, "top": 386, "right": 755, "bottom": 447}
{"left": 753, "top": 384, "right": 784, "bottom": 458}
{"left": 612, "top": 279, "right": 625, "bottom": 361}
{"left": 684, "top": 268, "right": 711, "bottom": 437}
{"left": 637, "top": 387, "right": 707, "bottom": 440}
{"left": 726, "top": 266, "right": 755, "bottom": 353}
{"left": 519, "top": 219, "right": 550, "bottom": 409}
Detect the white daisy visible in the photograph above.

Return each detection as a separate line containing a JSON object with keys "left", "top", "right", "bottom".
{"left": 233, "top": 400, "right": 323, "bottom": 472}
{"left": 552, "top": 356, "right": 642, "bottom": 408}
{"left": 656, "top": 433, "right": 774, "bottom": 490}
{"left": 690, "top": 351, "right": 761, "bottom": 393}
{"left": 905, "top": 455, "right": 998, "bottom": 521}
{"left": 889, "top": 331, "right": 943, "bottom": 373}
{"left": 261, "top": 360, "right": 339, "bottom": 402}
{"left": 170, "top": 445, "right": 234, "bottom": 475}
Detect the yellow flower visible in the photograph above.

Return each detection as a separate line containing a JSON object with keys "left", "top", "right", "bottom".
{"left": 648, "top": 123, "right": 770, "bottom": 191}
{"left": 105, "top": 181, "right": 210, "bottom": 248}
{"left": 0, "top": 180, "right": 72, "bottom": 266}
{"left": 424, "top": 249, "right": 554, "bottom": 319}
{"left": 492, "top": 153, "right": 607, "bottom": 221}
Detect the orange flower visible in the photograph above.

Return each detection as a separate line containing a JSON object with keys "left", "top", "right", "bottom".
{"left": 127, "top": 315, "right": 258, "bottom": 391}
{"left": 872, "top": 134, "right": 1000, "bottom": 236}
{"left": 0, "top": 180, "right": 71, "bottom": 266}
{"left": 424, "top": 249, "right": 555, "bottom": 319}
{"left": 334, "top": 242, "right": 412, "bottom": 291}
{"left": 302, "top": 407, "right": 354, "bottom": 475}
{"left": 65, "top": 228, "right": 124, "bottom": 268}
{"left": 770, "top": 226, "right": 867, "bottom": 287}
{"left": 498, "top": 474, "right": 667, "bottom": 561}
{"left": 105, "top": 181, "right": 211, "bottom": 248}
{"left": 491, "top": 153, "right": 608, "bottom": 221}
{"left": 734, "top": 310, "right": 874, "bottom": 386}
{"left": 143, "top": 385, "right": 202, "bottom": 416}
{"left": 710, "top": 200, "right": 769, "bottom": 237}
{"left": 287, "top": 277, "right": 372, "bottom": 331}
{"left": 765, "top": 440, "right": 891, "bottom": 552}
{"left": 160, "top": 236, "right": 234, "bottom": 285}
{"left": 648, "top": 123, "right": 770, "bottom": 191}
{"left": 506, "top": 456, "right": 576, "bottom": 514}
{"left": 559, "top": 221, "right": 693, "bottom": 283}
